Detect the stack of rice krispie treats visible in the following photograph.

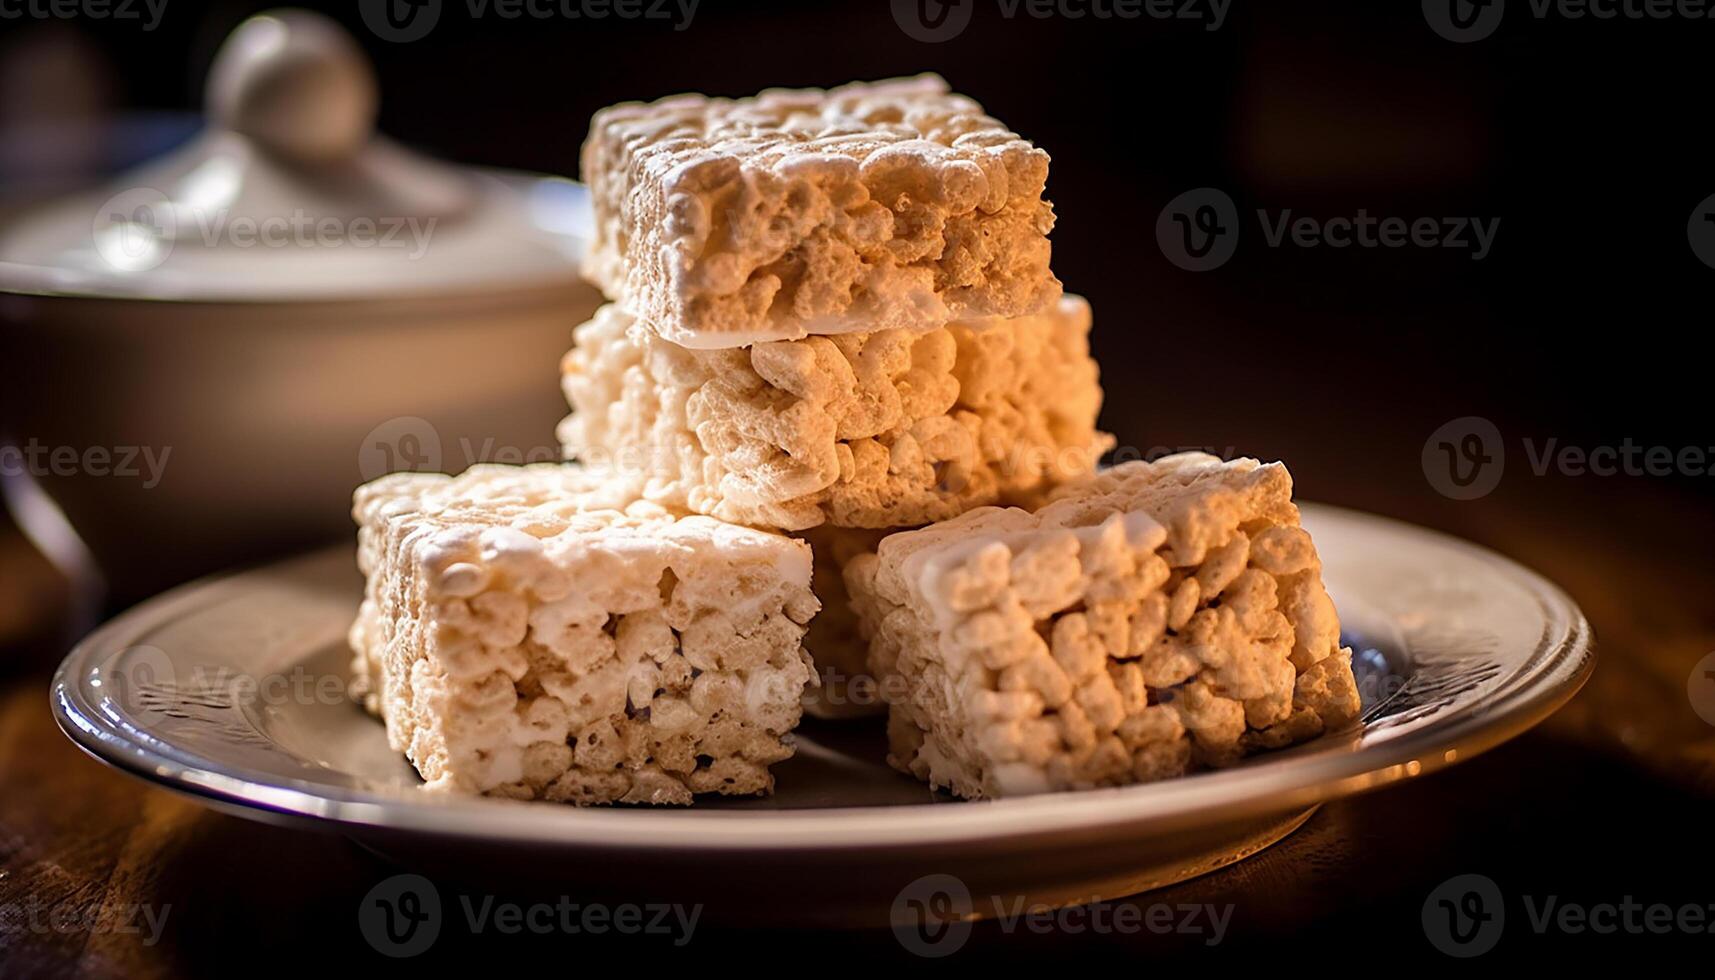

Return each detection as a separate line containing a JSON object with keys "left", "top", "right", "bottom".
{"left": 349, "top": 76, "right": 1360, "bottom": 805}
{"left": 559, "top": 76, "right": 1114, "bottom": 717}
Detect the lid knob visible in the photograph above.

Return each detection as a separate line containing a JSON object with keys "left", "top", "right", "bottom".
{"left": 206, "top": 10, "right": 379, "bottom": 166}
{"left": 0, "top": 6, "right": 587, "bottom": 302}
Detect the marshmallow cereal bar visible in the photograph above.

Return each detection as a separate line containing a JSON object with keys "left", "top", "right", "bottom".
{"left": 843, "top": 453, "right": 1361, "bottom": 800}
{"left": 558, "top": 295, "right": 1113, "bottom": 531}
{"left": 582, "top": 75, "right": 1060, "bottom": 348}
{"left": 349, "top": 464, "right": 818, "bottom": 805}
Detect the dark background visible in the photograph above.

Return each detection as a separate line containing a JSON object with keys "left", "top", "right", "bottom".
{"left": 2, "top": 0, "right": 1712, "bottom": 973}
{"left": 4, "top": 0, "right": 1712, "bottom": 542}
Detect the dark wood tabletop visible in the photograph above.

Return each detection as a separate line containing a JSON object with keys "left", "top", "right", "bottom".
{"left": 2, "top": 462, "right": 1711, "bottom": 975}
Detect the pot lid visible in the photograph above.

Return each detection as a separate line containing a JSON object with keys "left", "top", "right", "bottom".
{"left": 0, "top": 9, "right": 589, "bottom": 303}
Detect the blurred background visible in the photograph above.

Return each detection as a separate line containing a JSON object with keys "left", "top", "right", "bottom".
{"left": 3, "top": 0, "right": 1709, "bottom": 592}
{"left": 1, "top": 0, "right": 1711, "bottom": 971}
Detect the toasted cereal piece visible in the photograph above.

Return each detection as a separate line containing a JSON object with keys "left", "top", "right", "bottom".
{"left": 349, "top": 464, "right": 818, "bottom": 805}
{"left": 843, "top": 453, "right": 1361, "bottom": 800}
{"left": 558, "top": 295, "right": 1112, "bottom": 531}
{"left": 581, "top": 75, "right": 1059, "bottom": 348}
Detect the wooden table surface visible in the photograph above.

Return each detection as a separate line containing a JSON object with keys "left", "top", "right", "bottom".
{"left": 2, "top": 473, "right": 1712, "bottom": 974}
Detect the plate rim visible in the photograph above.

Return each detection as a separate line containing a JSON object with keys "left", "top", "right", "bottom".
{"left": 50, "top": 502, "right": 1595, "bottom": 851}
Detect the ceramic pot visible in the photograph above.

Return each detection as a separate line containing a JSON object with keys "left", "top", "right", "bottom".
{"left": 0, "top": 10, "right": 599, "bottom": 600}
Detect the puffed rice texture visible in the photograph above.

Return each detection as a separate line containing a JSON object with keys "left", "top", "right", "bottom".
{"left": 558, "top": 295, "right": 1113, "bottom": 531}
{"left": 349, "top": 464, "right": 819, "bottom": 805}
{"left": 843, "top": 452, "right": 1362, "bottom": 800}
{"left": 582, "top": 75, "right": 1060, "bottom": 348}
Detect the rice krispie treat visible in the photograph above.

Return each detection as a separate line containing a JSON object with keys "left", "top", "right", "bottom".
{"left": 843, "top": 453, "right": 1361, "bottom": 800}
{"left": 350, "top": 464, "right": 819, "bottom": 805}
{"left": 582, "top": 75, "right": 1060, "bottom": 348}
{"left": 558, "top": 295, "right": 1113, "bottom": 531}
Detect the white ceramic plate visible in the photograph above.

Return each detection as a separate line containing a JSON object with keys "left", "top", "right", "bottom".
{"left": 51, "top": 503, "right": 1592, "bottom": 926}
